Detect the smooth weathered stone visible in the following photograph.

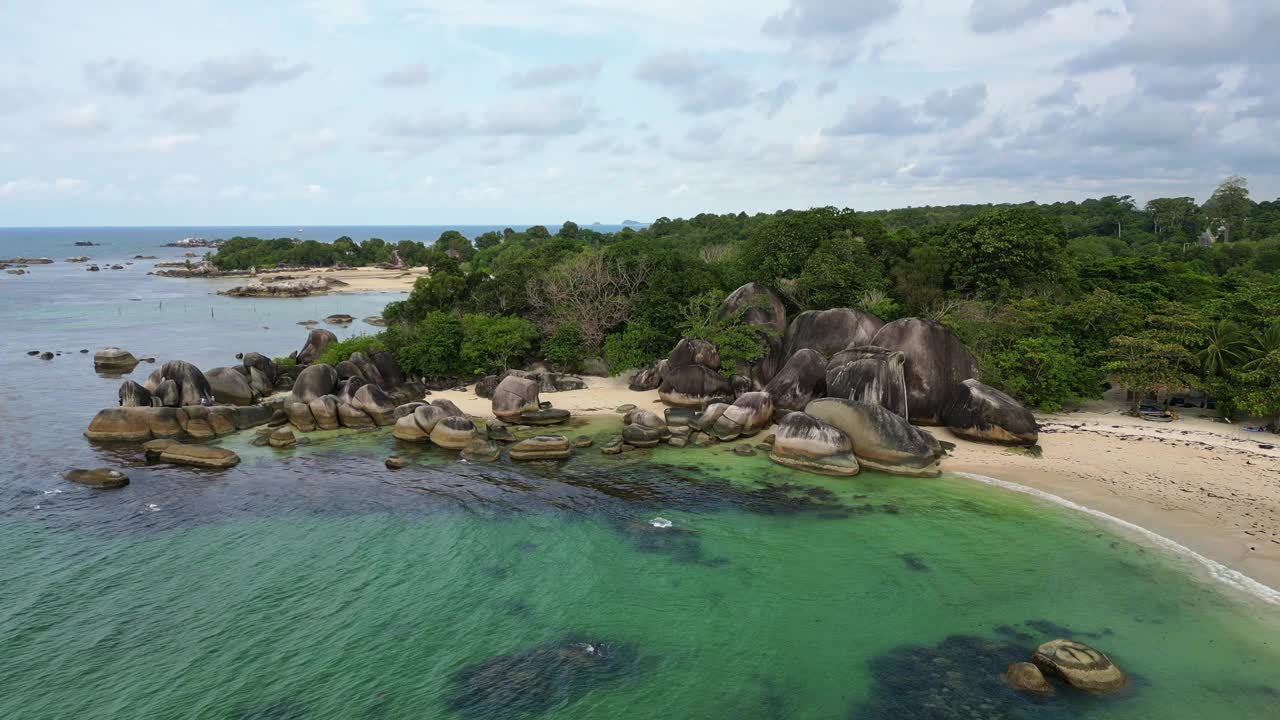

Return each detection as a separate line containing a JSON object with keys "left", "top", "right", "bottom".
{"left": 615, "top": 403, "right": 637, "bottom": 413}
{"left": 509, "top": 435, "right": 572, "bottom": 461}
{"left": 268, "top": 428, "right": 296, "bottom": 448}
{"left": 1031, "top": 640, "right": 1125, "bottom": 694}
{"left": 118, "top": 380, "right": 153, "bottom": 407}
{"left": 94, "top": 347, "right": 139, "bottom": 373}
{"left": 943, "top": 378, "right": 1039, "bottom": 446}
{"left": 572, "top": 435, "right": 594, "bottom": 448}
{"left": 668, "top": 337, "right": 721, "bottom": 370}
{"left": 84, "top": 406, "right": 186, "bottom": 441}
{"left": 623, "top": 408, "right": 667, "bottom": 431}
{"left": 622, "top": 425, "right": 661, "bottom": 448}
{"left": 206, "top": 366, "right": 256, "bottom": 406}
{"left": 783, "top": 308, "right": 884, "bottom": 359}
{"left": 337, "top": 401, "right": 376, "bottom": 429}
{"left": 601, "top": 436, "right": 625, "bottom": 455}
{"left": 385, "top": 456, "right": 409, "bottom": 469}
{"left": 721, "top": 392, "right": 774, "bottom": 435}
{"left": 393, "top": 413, "right": 430, "bottom": 441}
{"left": 733, "top": 444, "right": 756, "bottom": 457}
{"left": 870, "top": 318, "right": 980, "bottom": 425}
{"left": 763, "top": 349, "right": 828, "bottom": 411}
{"left": 663, "top": 407, "right": 697, "bottom": 427}
{"left": 826, "top": 346, "right": 909, "bottom": 418}
{"left": 159, "top": 443, "right": 241, "bottom": 469}
{"left": 155, "top": 360, "right": 215, "bottom": 407}
{"left": 289, "top": 363, "right": 339, "bottom": 404}
{"left": 143, "top": 438, "right": 178, "bottom": 461}
{"left": 805, "top": 398, "right": 943, "bottom": 477}
{"left": 308, "top": 395, "right": 340, "bottom": 430}
{"left": 63, "top": 468, "right": 129, "bottom": 488}
{"left": 485, "top": 418, "right": 516, "bottom": 442}
{"left": 1006, "top": 662, "right": 1054, "bottom": 696}
{"left": 658, "top": 364, "right": 733, "bottom": 409}
{"left": 286, "top": 401, "right": 317, "bottom": 432}
{"left": 717, "top": 282, "right": 788, "bottom": 389}
{"left": 492, "top": 376, "right": 540, "bottom": 422}
{"left": 296, "top": 328, "right": 338, "bottom": 365}
{"left": 461, "top": 438, "right": 501, "bottom": 462}
{"left": 692, "top": 403, "right": 730, "bottom": 432}
{"left": 768, "top": 412, "right": 860, "bottom": 476}
{"left": 430, "top": 415, "right": 479, "bottom": 449}
{"left": 352, "top": 384, "right": 398, "bottom": 426}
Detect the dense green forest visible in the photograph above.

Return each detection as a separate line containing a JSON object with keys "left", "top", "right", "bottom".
{"left": 215, "top": 176, "right": 1280, "bottom": 424}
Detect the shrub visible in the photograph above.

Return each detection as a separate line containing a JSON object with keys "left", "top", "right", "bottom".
{"left": 273, "top": 356, "right": 297, "bottom": 368}
{"left": 603, "top": 320, "right": 669, "bottom": 374}
{"left": 460, "top": 313, "right": 538, "bottom": 376}
{"left": 314, "top": 334, "right": 386, "bottom": 367}
{"left": 542, "top": 323, "right": 584, "bottom": 370}
{"left": 391, "top": 312, "right": 464, "bottom": 379}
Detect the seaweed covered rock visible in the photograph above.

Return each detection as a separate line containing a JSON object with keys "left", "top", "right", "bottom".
{"left": 825, "top": 345, "right": 909, "bottom": 418}
{"left": 658, "top": 364, "right": 733, "bottom": 409}
{"left": 783, "top": 308, "right": 884, "bottom": 359}
{"left": 205, "top": 366, "right": 256, "bottom": 406}
{"left": 1031, "top": 639, "right": 1126, "bottom": 694}
{"left": 805, "top": 398, "right": 943, "bottom": 477}
{"left": 492, "top": 375, "right": 540, "bottom": 422}
{"left": 718, "top": 282, "right": 787, "bottom": 389}
{"left": 509, "top": 435, "right": 573, "bottom": 461}
{"left": 943, "top": 379, "right": 1039, "bottom": 446}
{"left": 870, "top": 318, "right": 979, "bottom": 425}
{"left": 461, "top": 438, "right": 501, "bottom": 462}
{"left": 296, "top": 328, "right": 337, "bottom": 365}
{"left": 763, "top": 348, "right": 827, "bottom": 411}
{"left": 118, "top": 379, "right": 153, "bottom": 408}
{"left": 768, "top": 412, "right": 859, "bottom": 476}
{"left": 622, "top": 425, "right": 662, "bottom": 447}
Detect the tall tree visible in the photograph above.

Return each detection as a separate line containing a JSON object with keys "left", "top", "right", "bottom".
{"left": 1207, "top": 176, "right": 1251, "bottom": 243}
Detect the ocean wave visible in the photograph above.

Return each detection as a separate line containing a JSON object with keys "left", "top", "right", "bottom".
{"left": 952, "top": 471, "right": 1280, "bottom": 606}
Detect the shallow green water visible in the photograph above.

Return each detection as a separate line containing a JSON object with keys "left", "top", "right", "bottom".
{"left": 2, "top": 427, "right": 1277, "bottom": 719}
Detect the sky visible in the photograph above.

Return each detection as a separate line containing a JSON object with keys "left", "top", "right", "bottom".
{"left": 1, "top": 0, "right": 1278, "bottom": 226}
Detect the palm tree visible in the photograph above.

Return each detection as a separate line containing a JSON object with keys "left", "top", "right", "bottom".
{"left": 1197, "top": 319, "right": 1247, "bottom": 377}
{"left": 1242, "top": 321, "right": 1280, "bottom": 370}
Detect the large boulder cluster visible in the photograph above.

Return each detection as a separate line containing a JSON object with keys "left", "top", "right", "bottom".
{"left": 284, "top": 350, "right": 423, "bottom": 432}
{"left": 639, "top": 282, "right": 1040, "bottom": 474}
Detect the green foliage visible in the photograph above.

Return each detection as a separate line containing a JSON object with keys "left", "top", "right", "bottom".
{"left": 942, "top": 207, "right": 1067, "bottom": 299}
{"left": 791, "top": 230, "right": 885, "bottom": 310}
{"left": 314, "top": 334, "right": 386, "bottom": 367}
{"left": 273, "top": 356, "right": 297, "bottom": 368}
{"left": 542, "top": 323, "right": 585, "bottom": 371}
{"left": 678, "top": 291, "right": 773, "bottom": 379}
{"left": 459, "top": 314, "right": 538, "bottom": 376}
{"left": 603, "top": 320, "right": 670, "bottom": 374}
{"left": 390, "top": 312, "right": 464, "bottom": 379}
{"left": 985, "top": 335, "right": 1097, "bottom": 413}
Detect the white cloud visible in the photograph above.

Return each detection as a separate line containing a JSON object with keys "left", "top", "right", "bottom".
{"left": 49, "top": 103, "right": 110, "bottom": 135}
{"left": 170, "top": 173, "right": 200, "bottom": 186}
{"left": 378, "top": 62, "right": 432, "bottom": 88}
{"left": 287, "top": 127, "right": 340, "bottom": 156}
{"left": 139, "top": 134, "right": 200, "bottom": 152}
{"left": 506, "top": 61, "right": 602, "bottom": 89}
{"left": 160, "top": 96, "right": 238, "bottom": 130}
{"left": 83, "top": 58, "right": 153, "bottom": 96}
{"left": 180, "top": 50, "right": 311, "bottom": 93}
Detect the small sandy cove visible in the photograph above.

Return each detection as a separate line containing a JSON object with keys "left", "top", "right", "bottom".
{"left": 293, "top": 266, "right": 427, "bottom": 293}
{"left": 434, "top": 376, "right": 1280, "bottom": 590}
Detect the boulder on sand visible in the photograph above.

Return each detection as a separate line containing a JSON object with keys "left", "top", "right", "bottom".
{"left": 768, "top": 412, "right": 859, "bottom": 476}
{"left": 717, "top": 282, "right": 787, "bottom": 389}
{"left": 94, "top": 347, "right": 139, "bottom": 373}
{"left": 118, "top": 380, "right": 154, "bottom": 407}
{"left": 206, "top": 366, "right": 256, "bottom": 406}
{"left": 85, "top": 406, "right": 186, "bottom": 442}
{"left": 628, "top": 360, "right": 667, "bottom": 391}
{"left": 1031, "top": 639, "right": 1125, "bottom": 694}
{"left": 763, "top": 348, "right": 827, "bottom": 411}
{"left": 783, "top": 308, "right": 884, "bottom": 359}
{"left": 825, "top": 346, "right": 909, "bottom": 419}
{"left": 296, "top": 328, "right": 338, "bottom": 365}
{"left": 509, "top": 435, "right": 573, "bottom": 461}
{"left": 870, "top": 317, "right": 979, "bottom": 425}
{"left": 943, "top": 379, "right": 1039, "bottom": 446}
{"left": 492, "top": 375, "right": 540, "bottom": 422}
{"left": 805, "top": 398, "right": 944, "bottom": 477}
{"left": 430, "top": 415, "right": 479, "bottom": 449}
{"left": 64, "top": 468, "right": 130, "bottom": 488}
{"left": 720, "top": 391, "right": 774, "bottom": 436}
{"left": 658, "top": 364, "right": 733, "bottom": 409}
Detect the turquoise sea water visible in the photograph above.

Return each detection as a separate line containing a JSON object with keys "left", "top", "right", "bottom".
{"left": 1, "top": 228, "right": 1277, "bottom": 719}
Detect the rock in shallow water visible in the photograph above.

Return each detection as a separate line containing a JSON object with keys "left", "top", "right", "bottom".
{"left": 1006, "top": 661, "right": 1054, "bottom": 695}
{"left": 157, "top": 443, "right": 240, "bottom": 469}
{"left": 509, "top": 435, "right": 572, "bottom": 461}
{"left": 1031, "top": 639, "right": 1125, "bottom": 694}
{"left": 63, "top": 468, "right": 129, "bottom": 488}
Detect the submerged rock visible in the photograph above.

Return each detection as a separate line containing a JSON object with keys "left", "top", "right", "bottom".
{"left": 1006, "top": 662, "right": 1054, "bottom": 696}
{"left": 461, "top": 438, "right": 501, "bottom": 462}
{"left": 158, "top": 443, "right": 240, "bottom": 469}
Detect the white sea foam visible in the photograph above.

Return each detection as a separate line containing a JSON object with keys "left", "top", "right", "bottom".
{"left": 953, "top": 472, "right": 1280, "bottom": 606}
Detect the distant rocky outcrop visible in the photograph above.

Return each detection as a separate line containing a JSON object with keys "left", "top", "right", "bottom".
{"left": 94, "top": 347, "right": 139, "bottom": 374}
{"left": 219, "top": 276, "right": 349, "bottom": 297}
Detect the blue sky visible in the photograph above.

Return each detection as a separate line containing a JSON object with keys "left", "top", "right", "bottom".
{"left": 1, "top": 0, "right": 1277, "bottom": 225}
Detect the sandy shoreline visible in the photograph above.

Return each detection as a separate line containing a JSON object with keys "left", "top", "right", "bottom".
{"left": 434, "top": 377, "right": 1280, "bottom": 593}
{"left": 289, "top": 266, "right": 427, "bottom": 293}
